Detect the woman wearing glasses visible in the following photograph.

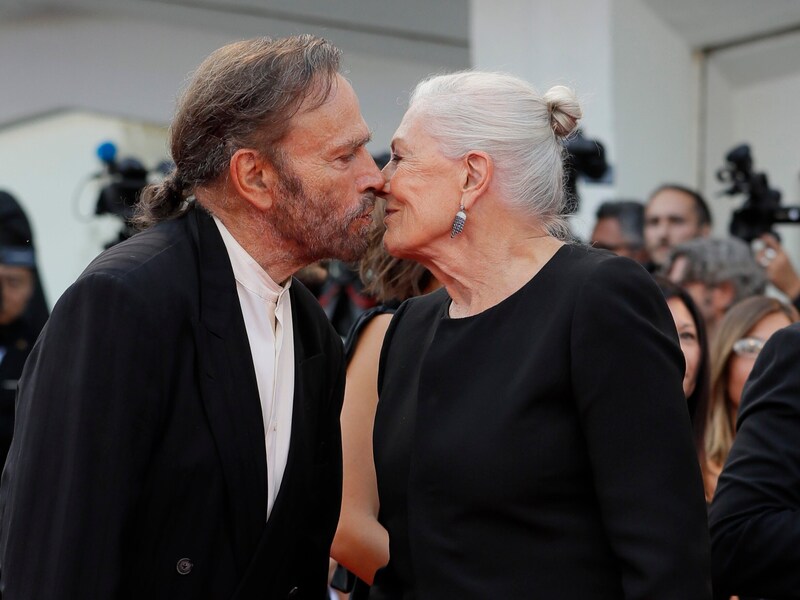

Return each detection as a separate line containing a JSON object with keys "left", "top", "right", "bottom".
{"left": 704, "top": 295, "right": 799, "bottom": 499}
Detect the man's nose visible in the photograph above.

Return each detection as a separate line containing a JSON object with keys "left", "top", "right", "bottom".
{"left": 359, "top": 154, "right": 385, "bottom": 193}
{"left": 653, "top": 221, "right": 669, "bottom": 239}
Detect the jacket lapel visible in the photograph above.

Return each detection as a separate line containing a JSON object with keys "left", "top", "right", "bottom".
{"left": 190, "top": 207, "right": 268, "bottom": 574}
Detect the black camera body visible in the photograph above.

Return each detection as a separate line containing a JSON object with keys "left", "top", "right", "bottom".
{"left": 718, "top": 144, "right": 800, "bottom": 242}
{"left": 93, "top": 141, "right": 173, "bottom": 248}
{"left": 95, "top": 158, "right": 149, "bottom": 223}
{"left": 563, "top": 130, "right": 609, "bottom": 214}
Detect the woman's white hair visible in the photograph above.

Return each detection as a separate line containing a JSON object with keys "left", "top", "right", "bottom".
{"left": 408, "top": 71, "right": 582, "bottom": 238}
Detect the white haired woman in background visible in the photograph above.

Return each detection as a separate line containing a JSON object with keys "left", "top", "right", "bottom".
{"left": 367, "top": 71, "right": 712, "bottom": 599}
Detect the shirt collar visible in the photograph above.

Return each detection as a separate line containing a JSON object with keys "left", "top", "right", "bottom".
{"left": 213, "top": 215, "right": 291, "bottom": 303}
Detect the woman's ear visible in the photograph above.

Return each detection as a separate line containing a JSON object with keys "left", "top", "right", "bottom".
{"left": 229, "top": 148, "right": 279, "bottom": 211}
{"left": 461, "top": 151, "right": 493, "bottom": 209}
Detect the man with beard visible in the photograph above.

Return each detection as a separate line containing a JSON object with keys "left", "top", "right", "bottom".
{"left": 644, "top": 184, "right": 712, "bottom": 269}
{"left": 0, "top": 35, "right": 383, "bottom": 600}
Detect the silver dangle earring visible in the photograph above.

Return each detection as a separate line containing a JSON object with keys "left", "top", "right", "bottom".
{"left": 451, "top": 204, "right": 467, "bottom": 238}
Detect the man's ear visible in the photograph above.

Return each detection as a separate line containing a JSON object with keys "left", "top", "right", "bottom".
{"left": 461, "top": 151, "right": 493, "bottom": 210}
{"left": 229, "top": 148, "right": 279, "bottom": 211}
{"left": 699, "top": 223, "right": 712, "bottom": 237}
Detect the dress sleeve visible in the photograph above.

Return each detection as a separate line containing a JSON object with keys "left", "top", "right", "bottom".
{"left": 709, "top": 323, "right": 800, "bottom": 598}
{"left": 570, "top": 256, "right": 711, "bottom": 600}
{"left": 0, "top": 272, "right": 168, "bottom": 599}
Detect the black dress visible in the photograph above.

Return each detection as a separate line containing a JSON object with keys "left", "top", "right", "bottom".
{"left": 371, "top": 245, "right": 711, "bottom": 600}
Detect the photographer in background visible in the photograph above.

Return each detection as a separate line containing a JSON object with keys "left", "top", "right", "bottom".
{"left": 644, "top": 184, "right": 712, "bottom": 269}
{"left": 0, "top": 191, "right": 48, "bottom": 466}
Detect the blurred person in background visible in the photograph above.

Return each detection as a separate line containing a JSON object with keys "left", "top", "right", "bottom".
{"left": 591, "top": 200, "right": 649, "bottom": 265}
{"left": 664, "top": 237, "right": 766, "bottom": 338}
{"left": 644, "top": 184, "right": 711, "bottom": 269}
{"left": 654, "top": 276, "right": 711, "bottom": 466}
{"left": 704, "top": 295, "right": 798, "bottom": 500}
{"left": 330, "top": 198, "right": 438, "bottom": 598}
{"left": 0, "top": 191, "right": 48, "bottom": 467}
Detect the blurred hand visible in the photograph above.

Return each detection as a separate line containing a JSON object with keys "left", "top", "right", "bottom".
{"left": 756, "top": 234, "right": 800, "bottom": 301}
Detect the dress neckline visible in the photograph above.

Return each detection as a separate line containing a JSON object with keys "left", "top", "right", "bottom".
{"left": 441, "top": 243, "right": 571, "bottom": 322}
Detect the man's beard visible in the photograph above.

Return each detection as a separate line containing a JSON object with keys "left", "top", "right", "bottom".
{"left": 269, "top": 166, "right": 374, "bottom": 264}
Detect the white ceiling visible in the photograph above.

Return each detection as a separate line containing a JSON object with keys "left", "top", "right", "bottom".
{"left": 642, "top": 0, "right": 800, "bottom": 87}
{"left": 641, "top": 0, "right": 800, "bottom": 49}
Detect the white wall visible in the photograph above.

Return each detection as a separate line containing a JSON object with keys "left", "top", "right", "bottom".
{"left": 0, "top": 10, "right": 468, "bottom": 306}
{"left": 731, "top": 72, "right": 800, "bottom": 211}
{"left": 701, "top": 60, "right": 736, "bottom": 236}
{"left": 611, "top": 0, "right": 699, "bottom": 198}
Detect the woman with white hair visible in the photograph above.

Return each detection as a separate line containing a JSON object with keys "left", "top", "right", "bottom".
{"left": 368, "top": 72, "right": 711, "bottom": 599}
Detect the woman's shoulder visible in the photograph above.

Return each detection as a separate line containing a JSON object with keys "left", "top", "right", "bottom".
{"left": 398, "top": 287, "right": 449, "bottom": 318}
{"left": 560, "top": 244, "right": 671, "bottom": 330}
{"left": 382, "top": 288, "right": 448, "bottom": 343}
{"left": 553, "top": 243, "right": 653, "bottom": 289}
{"left": 559, "top": 242, "right": 637, "bottom": 269}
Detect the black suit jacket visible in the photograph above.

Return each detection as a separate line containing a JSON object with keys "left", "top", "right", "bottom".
{"left": 709, "top": 322, "right": 800, "bottom": 599}
{"left": 0, "top": 205, "right": 345, "bottom": 599}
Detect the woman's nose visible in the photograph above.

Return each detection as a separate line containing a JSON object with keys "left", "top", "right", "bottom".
{"left": 381, "top": 161, "right": 396, "bottom": 181}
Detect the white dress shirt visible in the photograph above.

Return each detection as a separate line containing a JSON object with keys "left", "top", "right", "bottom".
{"left": 214, "top": 217, "right": 295, "bottom": 520}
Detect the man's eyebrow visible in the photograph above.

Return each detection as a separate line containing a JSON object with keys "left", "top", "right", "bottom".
{"left": 340, "top": 131, "right": 373, "bottom": 152}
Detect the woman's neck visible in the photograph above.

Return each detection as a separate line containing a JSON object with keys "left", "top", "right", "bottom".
{"left": 425, "top": 230, "right": 564, "bottom": 318}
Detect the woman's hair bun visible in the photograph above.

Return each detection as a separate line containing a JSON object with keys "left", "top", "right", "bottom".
{"left": 543, "top": 85, "right": 582, "bottom": 138}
